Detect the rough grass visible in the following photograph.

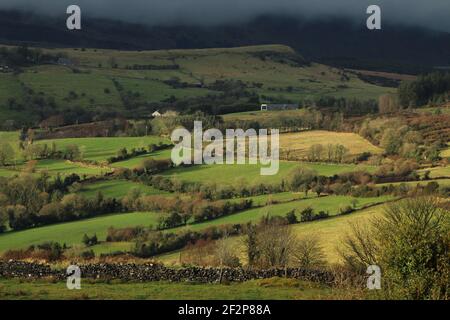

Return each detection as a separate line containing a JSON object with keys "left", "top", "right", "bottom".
{"left": 279, "top": 130, "right": 383, "bottom": 158}
{"left": 0, "top": 277, "right": 335, "bottom": 300}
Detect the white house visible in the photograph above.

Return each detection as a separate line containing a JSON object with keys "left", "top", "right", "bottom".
{"left": 152, "top": 110, "right": 162, "bottom": 117}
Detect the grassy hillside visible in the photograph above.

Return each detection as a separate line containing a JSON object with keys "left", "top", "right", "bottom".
{"left": 0, "top": 44, "right": 392, "bottom": 126}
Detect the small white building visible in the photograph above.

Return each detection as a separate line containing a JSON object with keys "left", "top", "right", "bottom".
{"left": 152, "top": 110, "right": 162, "bottom": 117}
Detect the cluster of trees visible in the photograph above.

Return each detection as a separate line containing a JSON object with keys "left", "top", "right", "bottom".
{"left": 243, "top": 218, "right": 325, "bottom": 270}
{"left": 358, "top": 118, "right": 442, "bottom": 162}
{"left": 22, "top": 142, "right": 82, "bottom": 161}
{"left": 398, "top": 71, "right": 450, "bottom": 107}
{"left": 312, "top": 96, "right": 378, "bottom": 116}
{"left": 0, "top": 174, "right": 122, "bottom": 231}
{"left": 121, "top": 190, "right": 252, "bottom": 229}
{"left": 132, "top": 224, "right": 243, "bottom": 258}
{"left": 342, "top": 197, "right": 449, "bottom": 299}
{"left": 2, "top": 241, "right": 65, "bottom": 262}
{"left": 0, "top": 45, "right": 65, "bottom": 67}
{"left": 304, "top": 143, "right": 349, "bottom": 163}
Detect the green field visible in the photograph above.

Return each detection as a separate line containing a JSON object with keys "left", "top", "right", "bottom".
{"left": 417, "top": 165, "right": 450, "bottom": 178}
{"left": 32, "top": 159, "right": 110, "bottom": 177}
{"left": 0, "top": 277, "right": 336, "bottom": 300}
{"left": 169, "top": 195, "right": 394, "bottom": 233}
{"left": 78, "top": 179, "right": 171, "bottom": 199}
{"left": 111, "top": 148, "right": 173, "bottom": 168}
{"left": 0, "top": 194, "right": 393, "bottom": 254}
{"left": 161, "top": 161, "right": 377, "bottom": 186}
{"left": 36, "top": 136, "right": 168, "bottom": 161}
{"left": 0, "top": 211, "right": 162, "bottom": 253}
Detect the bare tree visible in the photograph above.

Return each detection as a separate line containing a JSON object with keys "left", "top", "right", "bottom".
{"left": 292, "top": 235, "right": 326, "bottom": 269}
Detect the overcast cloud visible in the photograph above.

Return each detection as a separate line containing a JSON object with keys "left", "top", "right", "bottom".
{"left": 1, "top": 0, "right": 449, "bottom": 32}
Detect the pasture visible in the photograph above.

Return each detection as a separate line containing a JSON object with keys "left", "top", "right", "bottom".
{"left": 32, "top": 159, "right": 110, "bottom": 177}
{"left": 0, "top": 194, "right": 393, "bottom": 253}
{"left": 78, "top": 179, "right": 170, "bottom": 199}
{"left": 36, "top": 136, "right": 168, "bottom": 161}
{"left": 161, "top": 161, "right": 377, "bottom": 186}
{"left": 0, "top": 211, "right": 162, "bottom": 253}
{"left": 170, "top": 195, "right": 394, "bottom": 233}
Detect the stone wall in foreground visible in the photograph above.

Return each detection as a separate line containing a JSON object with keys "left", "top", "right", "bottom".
{"left": 0, "top": 260, "right": 338, "bottom": 284}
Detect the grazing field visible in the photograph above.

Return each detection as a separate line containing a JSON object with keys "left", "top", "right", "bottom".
{"left": 0, "top": 278, "right": 335, "bottom": 300}
{"left": 78, "top": 179, "right": 170, "bottom": 199}
{"left": 32, "top": 159, "right": 110, "bottom": 177}
{"left": 0, "top": 168, "right": 21, "bottom": 177}
{"left": 417, "top": 165, "right": 450, "bottom": 178}
{"left": 111, "top": 149, "right": 173, "bottom": 168}
{"left": 441, "top": 144, "right": 450, "bottom": 158}
{"left": 161, "top": 161, "right": 377, "bottom": 185}
{"left": 0, "top": 131, "right": 22, "bottom": 158}
{"left": 0, "top": 194, "right": 393, "bottom": 253}
{"left": 291, "top": 205, "right": 384, "bottom": 264}
{"left": 36, "top": 136, "right": 168, "bottom": 161}
{"left": 158, "top": 203, "right": 389, "bottom": 266}
{"left": 0, "top": 211, "right": 162, "bottom": 253}
{"left": 279, "top": 130, "right": 383, "bottom": 158}
{"left": 170, "top": 195, "right": 394, "bottom": 233}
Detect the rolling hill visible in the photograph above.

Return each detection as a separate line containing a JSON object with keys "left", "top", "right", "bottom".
{"left": 0, "top": 44, "right": 393, "bottom": 127}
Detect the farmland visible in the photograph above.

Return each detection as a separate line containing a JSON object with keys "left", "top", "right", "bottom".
{"left": 158, "top": 203, "right": 387, "bottom": 266}
{"left": 161, "top": 161, "right": 377, "bottom": 186}
{"left": 36, "top": 136, "right": 168, "bottom": 161}
{"left": 279, "top": 130, "right": 382, "bottom": 158}
{"left": 78, "top": 179, "right": 170, "bottom": 199}
{"left": 0, "top": 194, "right": 393, "bottom": 254}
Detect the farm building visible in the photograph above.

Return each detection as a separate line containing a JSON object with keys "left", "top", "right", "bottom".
{"left": 57, "top": 58, "right": 74, "bottom": 66}
{"left": 260, "top": 103, "right": 299, "bottom": 111}
{"left": 152, "top": 111, "right": 162, "bottom": 117}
